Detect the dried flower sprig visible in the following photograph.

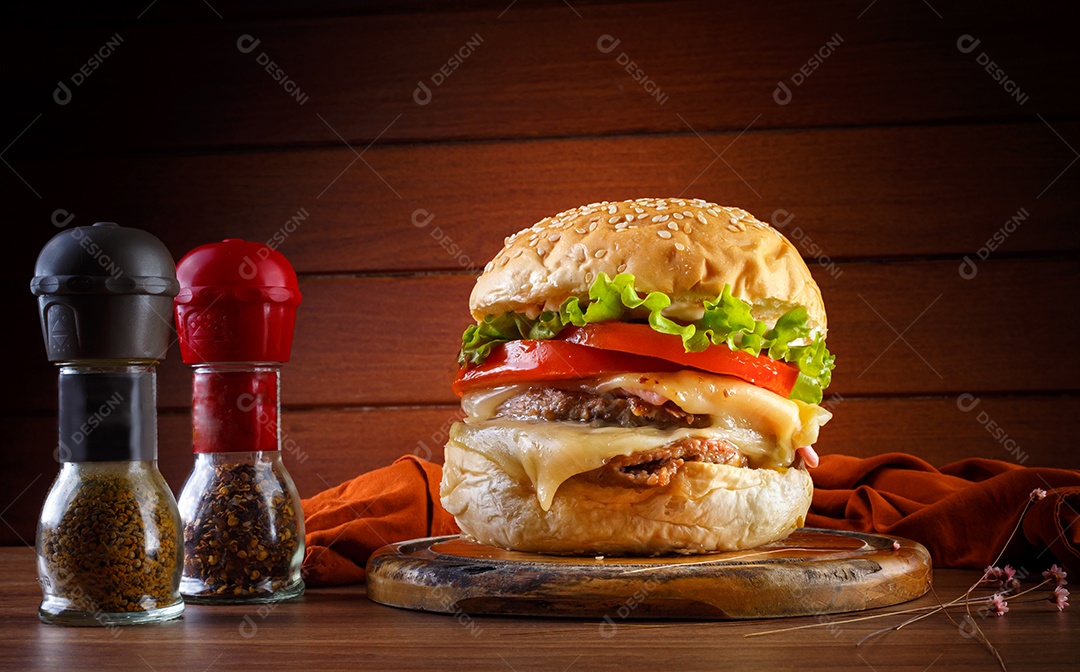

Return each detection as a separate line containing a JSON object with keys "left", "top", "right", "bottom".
{"left": 746, "top": 489, "right": 1070, "bottom": 672}
{"left": 1043, "top": 564, "right": 1068, "bottom": 587}
{"left": 1050, "top": 586, "right": 1070, "bottom": 611}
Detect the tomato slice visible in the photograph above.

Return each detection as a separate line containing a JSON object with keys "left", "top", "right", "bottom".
{"left": 454, "top": 323, "right": 800, "bottom": 398}
{"left": 452, "top": 339, "right": 682, "bottom": 396}
{"left": 559, "top": 323, "right": 799, "bottom": 398}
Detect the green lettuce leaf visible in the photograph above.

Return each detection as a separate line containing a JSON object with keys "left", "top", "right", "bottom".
{"left": 458, "top": 310, "right": 564, "bottom": 366}
{"left": 457, "top": 272, "right": 835, "bottom": 404}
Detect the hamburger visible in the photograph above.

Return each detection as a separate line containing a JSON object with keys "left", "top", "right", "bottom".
{"left": 440, "top": 198, "right": 835, "bottom": 555}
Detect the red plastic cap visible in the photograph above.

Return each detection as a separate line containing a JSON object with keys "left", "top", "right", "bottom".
{"left": 174, "top": 239, "right": 302, "bottom": 364}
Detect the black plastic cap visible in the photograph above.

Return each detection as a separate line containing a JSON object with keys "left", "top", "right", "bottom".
{"left": 31, "top": 223, "right": 179, "bottom": 362}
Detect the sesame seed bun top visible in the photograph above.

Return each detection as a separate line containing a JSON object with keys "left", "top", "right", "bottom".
{"left": 470, "top": 198, "right": 827, "bottom": 334}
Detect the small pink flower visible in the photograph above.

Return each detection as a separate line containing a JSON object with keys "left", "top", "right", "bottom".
{"left": 1030, "top": 488, "right": 1047, "bottom": 501}
{"left": 1049, "top": 586, "right": 1069, "bottom": 611}
{"left": 989, "top": 593, "right": 1009, "bottom": 616}
{"left": 1042, "top": 564, "right": 1068, "bottom": 587}
{"left": 1001, "top": 565, "right": 1016, "bottom": 582}
{"left": 1004, "top": 578, "right": 1021, "bottom": 595}
{"left": 982, "top": 565, "right": 1012, "bottom": 587}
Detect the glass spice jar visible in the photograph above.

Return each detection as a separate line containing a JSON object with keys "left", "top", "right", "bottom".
{"left": 37, "top": 453, "right": 183, "bottom": 624}
{"left": 174, "top": 240, "right": 305, "bottom": 604}
{"left": 177, "top": 367, "right": 304, "bottom": 602}
{"left": 31, "top": 223, "right": 184, "bottom": 626}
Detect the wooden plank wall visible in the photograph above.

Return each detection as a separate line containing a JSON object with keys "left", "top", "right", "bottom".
{"left": 1, "top": 0, "right": 1077, "bottom": 545}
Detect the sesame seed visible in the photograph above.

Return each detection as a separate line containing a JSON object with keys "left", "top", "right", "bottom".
{"left": 634, "top": 207, "right": 645, "bottom": 214}
{"left": 575, "top": 227, "right": 587, "bottom": 234}
{"left": 729, "top": 215, "right": 739, "bottom": 225}
{"left": 594, "top": 249, "right": 607, "bottom": 258}
{"left": 615, "top": 221, "right": 629, "bottom": 231}
{"left": 585, "top": 271, "right": 595, "bottom": 284}
{"left": 651, "top": 215, "right": 663, "bottom": 222}
{"left": 682, "top": 211, "right": 692, "bottom": 218}
{"left": 617, "top": 263, "right": 627, "bottom": 272}
{"left": 528, "top": 238, "right": 539, "bottom": 247}
{"left": 657, "top": 230, "right": 672, "bottom": 239}
{"left": 589, "top": 221, "right": 598, "bottom": 231}
{"left": 707, "top": 208, "right": 719, "bottom": 217}
{"left": 625, "top": 214, "right": 636, "bottom": 222}
{"left": 484, "top": 261, "right": 494, "bottom": 272}
{"left": 667, "top": 222, "right": 679, "bottom": 231}
{"left": 726, "top": 224, "right": 741, "bottom": 232}
{"left": 658, "top": 214, "right": 670, "bottom": 222}
{"left": 696, "top": 212, "right": 708, "bottom": 225}
{"left": 683, "top": 223, "right": 693, "bottom": 234}
{"left": 608, "top": 216, "right": 621, "bottom": 223}
{"left": 500, "top": 257, "right": 510, "bottom": 267}
{"left": 675, "top": 242, "right": 686, "bottom": 251}
{"left": 673, "top": 213, "right": 684, "bottom": 220}
{"left": 548, "top": 233, "right": 561, "bottom": 242}
{"left": 608, "top": 204, "right": 617, "bottom": 214}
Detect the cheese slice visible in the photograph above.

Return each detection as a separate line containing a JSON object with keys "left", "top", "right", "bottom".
{"left": 456, "top": 371, "right": 831, "bottom": 511}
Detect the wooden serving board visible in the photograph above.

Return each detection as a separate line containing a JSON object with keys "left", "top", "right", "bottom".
{"left": 365, "top": 528, "right": 932, "bottom": 620}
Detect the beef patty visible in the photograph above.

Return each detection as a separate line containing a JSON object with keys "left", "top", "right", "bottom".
{"left": 587, "top": 436, "right": 748, "bottom": 488}
{"left": 492, "top": 386, "right": 747, "bottom": 488}
{"left": 492, "top": 386, "right": 709, "bottom": 429}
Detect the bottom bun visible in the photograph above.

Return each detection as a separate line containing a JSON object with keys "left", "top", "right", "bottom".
{"left": 440, "top": 442, "right": 813, "bottom": 555}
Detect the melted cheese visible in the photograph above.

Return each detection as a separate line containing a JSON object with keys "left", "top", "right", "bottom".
{"left": 457, "top": 371, "right": 831, "bottom": 511}
{"left": 592, "top": 371, "right": 830, "bottom": 455}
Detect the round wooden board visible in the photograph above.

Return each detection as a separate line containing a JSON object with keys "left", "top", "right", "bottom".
{"left": 365, "top": 528, "right": 932, "bottom": 620}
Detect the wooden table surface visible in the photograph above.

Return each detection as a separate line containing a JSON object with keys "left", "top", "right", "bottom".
{"left": 0, "top": 548, "right": 1074, "bottom": 671}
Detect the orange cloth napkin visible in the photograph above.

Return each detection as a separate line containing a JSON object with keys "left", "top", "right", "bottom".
{"left": 301, "top": 455, "right": 459, "bottom": 587}
{"left": 301, "top": 452, "right": 1080, "bottom": 586}
{"left": 807, "top": 452, "right": 1080, "bottom": 577}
